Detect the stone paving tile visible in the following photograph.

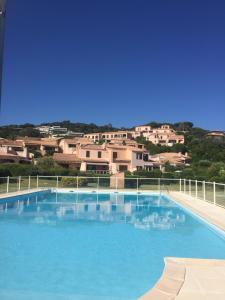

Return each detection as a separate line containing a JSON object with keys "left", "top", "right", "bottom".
{"left": 139, "top": 258, "right": 225, "bottom": 300}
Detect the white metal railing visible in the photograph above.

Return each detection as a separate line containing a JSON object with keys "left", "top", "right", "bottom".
{"left": 0, "top": 176, "right": 224, "bottom": 208}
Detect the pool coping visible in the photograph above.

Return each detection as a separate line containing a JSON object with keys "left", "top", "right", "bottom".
{"left": 139, "top": 257, "right": 225, "bottom": 300}
{"left": 0, "top": 188, "right": 49, "bottom": 200}
{"left": 168, "top": 191, "right": 225, "bottom": 233}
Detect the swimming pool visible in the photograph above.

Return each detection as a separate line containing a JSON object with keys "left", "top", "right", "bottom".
{"left": 0, "top": 190, "right": 225, "bottom": 299}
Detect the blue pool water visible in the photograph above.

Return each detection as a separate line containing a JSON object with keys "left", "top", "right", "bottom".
{"left": 0, "top": 190, "right": 225, "bottom": 300}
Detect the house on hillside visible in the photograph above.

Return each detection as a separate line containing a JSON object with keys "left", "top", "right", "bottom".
{"left": 53, "top": 140, "right": 153, "bottom": 174}
{"left": 133, "top": 124, "right": 184, "bottom": 146}
{"left": 0, "top": 139, "right": 31, "bottom": 163}
{"left": 16, "top": 137, "right": 61, "bottom": 156}
{"left": 206, "top": 131, "right": 225, "bottom": 142}
{"left": 84, "top": 131, "right": 133, "bottom": 143}
{"left": 150, "top": 152, "right": 191, "bottom": 171}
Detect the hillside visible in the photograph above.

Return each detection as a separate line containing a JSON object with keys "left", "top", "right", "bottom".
{"left": 0, "top": 121, "right": 225, "bottom": 182}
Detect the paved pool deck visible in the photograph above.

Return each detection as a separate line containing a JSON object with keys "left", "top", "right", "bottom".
{"left": 139, "top": 257, "right": 225, "bottom": 300}
{"left": 168, "top": 191, "right": 225, "bottom": 232}
{"left": 140, "top": 191, "right": 225, "bottom": 300}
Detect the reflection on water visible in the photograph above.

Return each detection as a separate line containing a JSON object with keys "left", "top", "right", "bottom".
{"left": 0, "top": 191, "right": 186, "bottom": 230}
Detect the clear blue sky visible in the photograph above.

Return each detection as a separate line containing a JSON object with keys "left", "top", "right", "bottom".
{"left": 1, "top": 0, "right": 225, "bottom": 129}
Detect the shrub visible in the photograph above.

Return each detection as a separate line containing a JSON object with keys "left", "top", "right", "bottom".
{"left": 132, "top": 169, "right": 162, "bottom": 178}
{"left": 0, "top": 163, "right": 37, "bottom": 177}
{"left": 61, "top": 177, "right": 88, "bottom": 188}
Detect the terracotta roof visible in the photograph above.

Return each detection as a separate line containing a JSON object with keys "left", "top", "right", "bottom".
{"left": 85, "top": 130, "right": 132, "bottom": 135}
{"left": 151, "top": 152, "right": 190, "bottom": 165}
{"left": 18, "top": 139, "right": 59, "bottom": 147}
{"left": 113, "top": 159, "right": 130, "bottom": 163}
{"left": 106, "top": 145, "right": 127, "bottom": 150}
{"left": 168, "top": 134, "right": 184, "bottom": 139}
{"left": 62, "top": 137, "right": 93, "bottom": 144}
{"left": 53, "top": 153, "right": 81, "bottom": 163}
{"left": 207, "top": 131, "right": 225, "bottom": 137}
{"left": 83, "top": 158, "right": 108, "bottom": 163}
{"left": 17, "top": 137, "right": 42, "bottom": 141}
{"left": 0, "top": 153, "right": 30, "bottom": 162}
{"left": 40, "top": 141, "right": 59, "bottom": 147}
{"left": 0, "top": 140, "right": 24, "bottom": 147}
{"left": 81, "top": 144, "right": 106, "bottom": 150}
{"left": 109, "top": 139, "right": 140, "bottom": 145}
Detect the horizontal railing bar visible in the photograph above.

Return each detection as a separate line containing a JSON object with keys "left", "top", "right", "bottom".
{"left": 0, "top": 176, "right": 224, "bottom": 185}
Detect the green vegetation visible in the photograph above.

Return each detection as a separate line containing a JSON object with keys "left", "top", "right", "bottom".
{"left": 0, "top": 121, "right": 124, "bottom": 139}
{"left": 38, "top": 121, "right": 122, "bottom": 134}
{"left": 136, "top": 124, "right": 225, "bottom": 182}
{"left": 0, "top": 157, "right": 110, "bottom": 178}
{"left": 0, "top": 124, "right": 41, "bottom": 139}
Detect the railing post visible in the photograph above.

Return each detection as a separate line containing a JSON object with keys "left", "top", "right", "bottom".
{"left": 137, "top": 178, "right": 139, "bottom": 193}
{"left": 195, "top": 180, "right": 198, "bottom": 198}
{"left": 77, "top": 176, "right": 79, "bottom": 191}
{"left": 179, "top": 178, "right": 182, "bottom": 192}
{"left": 189, "top": 179, "right": 191, "bottom": 195}
{"left": 158, "top": 178, "right": 161, "bottom": 193}
{"left": 56, "top": 176, "right": 59, "bottom": 189}
{"left": 184, "top": 179, "right": 186, "bottom": 194}
{"left": 18, "top": 176, "right": 21, "bottom": 191}
{"left": 213, "top": 182, "right": 216, "bottom": 205}
{"left": 28, "top": 176, "right": 31, "bottom": 190}
{"left": 37, "top": 175, "right": 39, "bottom": 189}
{"left": 97, "top": 177, "right": 99, "bottom": 191}
{"left": 6, "top": 176, "right": 9, "bottom": 194}
{"left": 116, "top": 176, "right": 118, "bottom": 191}
{"left": 203, "top": 181, "right": 206, "bottom": 201}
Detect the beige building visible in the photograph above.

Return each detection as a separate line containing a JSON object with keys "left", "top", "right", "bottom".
{"left": 150, "top": 152, "right": 191, "bottom": 170}
{"left": 0, "top": 139, "right": 29, "bottom": 157}
{"left": 135, "top": 125, "right": 152, "bottom": 132}
{"left": 59, "top": 137, "right": 94, "bottom": 155}
{"left": 84, "top": 131, "right": 133, "bottom": 143}
{"left": 54, "top": 139, "right": 153, "bottom": 174}
{"left": 206, "top": 131, "right": 225, "bottom": 141}
{"left": 16, "top": 137, "right": 60, "bottom": 156}
{"left": 84, "top": 125, "right": 184, "bottom": 147}
{"left": 0, "top": 139, "right": 31, "bottom": 163}
{"left": 134, "top": 124, "right": 184, "bottom": 146}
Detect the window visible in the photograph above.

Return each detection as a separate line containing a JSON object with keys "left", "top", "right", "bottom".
{"left": 119, "top": 165, "right": 128, "bottom": 171}
{"left": 98, "top": 151, "right": 102, "bottom": 158}
{"left": 143, "top": 154, "right": 148, "bottom": 161}
{"left": 68, "top": 144, "right": 76, "bottom": 148}
{"left": 136, "top": 153, "right": 143, "bottom": 160}
{"left": 86, "top": 151, "right": 90, "bottom": 158}
{"left": 113, "top": 152, "right": 118, "bottom": 159}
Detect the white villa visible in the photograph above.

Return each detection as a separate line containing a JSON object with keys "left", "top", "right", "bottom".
{"left": 134, "top": 124, "right": 184, "bottom": 146}
{"left": 84, "top": 125, "right": 184, "bottom": 146}
{"left": 84, "top": 131, "right": 133, "bottom": 143}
